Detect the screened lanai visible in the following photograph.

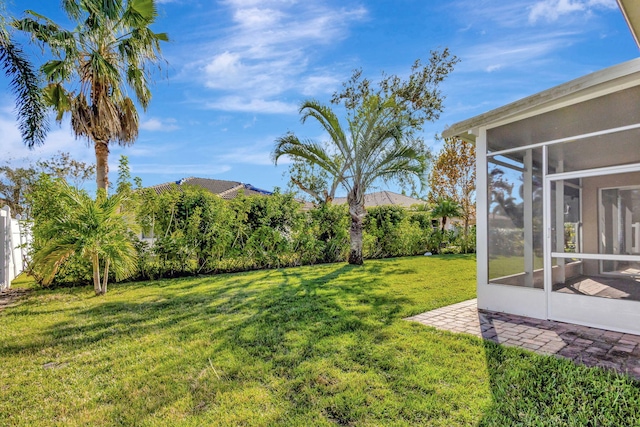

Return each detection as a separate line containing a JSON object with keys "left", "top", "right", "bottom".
{"left": 443, "top": 57, "right": 640, "bottom": 335}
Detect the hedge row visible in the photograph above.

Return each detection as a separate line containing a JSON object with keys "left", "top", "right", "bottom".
{"left": 29, "top": 181, "right": 475, "bottom": 285}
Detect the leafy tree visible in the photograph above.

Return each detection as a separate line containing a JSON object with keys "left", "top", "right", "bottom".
{"left": 0, "top": 162, "right": 36, "bottom": 216}
{"left": 428, "top": 137, "right": 475, "bottom": 245}
{"left": 431, "top": 197, "right": 462, "bottom": 233}
{"left": 0, "top": 152, "right": 94, "bottom": 216}
{"left": 0, "top": 1, "right": 47, "bottom": 147}
{"left": 14, "top": 0, "right": 168, "bottom": 192}
{"left": 274, "top": 53, "right": 457, "bottom": 264}
{"left": 36, "top": 151, "right": 95, "bottom": 188}
{"left": 30, "top": 184, "right": 138, "bottom": 295}
{"left": 282, "top": 155, "right": 341, "bottom": 205}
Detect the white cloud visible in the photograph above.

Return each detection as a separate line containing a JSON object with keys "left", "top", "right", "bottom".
{"left": 139, "top": 117, "right": 179, "bottom": 132}
{"left": 206, "top": 96, "right": 298, "bottom": 114}
{"left": 215, "top": 137, "right": 282, "bottom": 166}
{"left": 459, "top": 34, "right": 576, "bottom": 73}
{"left": 219, "top": 149, "right": 274, "bottom": 166}
{"left": 0, "top": 108, "right": 94, "bottom": 166}
{"left": 301, "top": 75, "right": 342, "bottom": 96}
{"left": 188, "top": 1, "right": 367, "bottom": 114}
{"left": 528, "top": 0, "right": 617, "bottom": 23}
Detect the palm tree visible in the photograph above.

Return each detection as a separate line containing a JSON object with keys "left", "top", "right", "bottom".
{"left": 14, "top": 0, "right": 167, "bottom": 192}
{"left": 431, "top": 197, "right": 462, "bottom": 233}
{"left": 274, "top": 96, "right": 427, "bottom": 265}
{"left": 31, "top": 184, "right": 138, "bottom": 295}
{"left": 0, "top": 2, "right": 47, "bottom": 147}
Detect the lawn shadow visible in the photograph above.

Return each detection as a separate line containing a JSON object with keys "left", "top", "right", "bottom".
{"left": 3, "top": 261, "right": 416, "bottom": 424}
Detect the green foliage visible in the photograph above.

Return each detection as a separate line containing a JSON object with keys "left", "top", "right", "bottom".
{"left": 0, "top": 162, "right": 37, "bottom": 216}
{"left": 27, "top": 176, "right": 138, "bottom": 294}
{"left": 274, "top": 55, "right": 459, "bottom": 264}
{"left": 0, "top": 8, "right": 48, "bottom": 147}
{"left": 36, "top": 151, "right": 95, "bottom": 188}
{"left": 14, "top": 0, "right": 167, "bottom": 190}
{"left": 27, "top": 171, "right": 474, "bottom": 285}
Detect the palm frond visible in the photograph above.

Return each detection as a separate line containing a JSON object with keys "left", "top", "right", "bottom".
{"left": 299, "top": 100, "right": 350, "bottom": 159}
{"left": 0, "top": 32, "right": 48, "bottom": 147}
{"left": 274, "top": 133, "right": 343, "bottom": 179}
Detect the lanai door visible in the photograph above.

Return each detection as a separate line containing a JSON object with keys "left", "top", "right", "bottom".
{"left": 545, "top": 155, "right": 640, "bottom": 335}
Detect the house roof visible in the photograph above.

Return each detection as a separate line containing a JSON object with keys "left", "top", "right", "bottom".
{"left": 442, "top": 57, "right": 640, "bottom": 142}
{"left": 149, "top": 177, "right": 273, "bottom": 199}
{"left": 333, "top": 191, "right": 425, "bottom": 209}
{"left": 618, "top": 0, "right": 640, "bottom": 48}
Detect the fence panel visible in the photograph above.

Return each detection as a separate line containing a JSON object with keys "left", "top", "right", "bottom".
{"left": 1, "top": 206, "right": 31, "bottom": 290}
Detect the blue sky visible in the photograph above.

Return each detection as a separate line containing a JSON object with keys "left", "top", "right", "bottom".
{"left": 0, "top": 0, "right": 638, "bottom": 195}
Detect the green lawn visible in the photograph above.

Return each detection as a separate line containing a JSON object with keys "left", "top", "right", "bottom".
{"left": 1, "top": 255, "right": 639, "bottom": 426}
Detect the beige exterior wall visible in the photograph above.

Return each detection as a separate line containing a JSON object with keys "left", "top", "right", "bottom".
{"left": 581, "top": 171, "right": 640, "bottom": 275}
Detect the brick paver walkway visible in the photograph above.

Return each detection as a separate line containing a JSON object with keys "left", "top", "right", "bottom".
{"left": 406, "top": 299, "right": 640, "bottom": 380}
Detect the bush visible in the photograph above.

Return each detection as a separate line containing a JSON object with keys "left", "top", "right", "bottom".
{"left": 28, "top": 178, "right": 468, "bottom": 285}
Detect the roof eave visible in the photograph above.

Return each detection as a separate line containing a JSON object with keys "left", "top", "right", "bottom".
{"left": 442, "top": 57, "right": 640, "bottom": 141}
{"left": 618, "top": 0, "right": 640, "bottom": 49}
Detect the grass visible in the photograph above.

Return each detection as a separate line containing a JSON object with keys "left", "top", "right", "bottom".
{"left": 488, "top": 255, "right": 545, "bottom": 279}
{"left": 1, "top": 255, "right": 639, "bottom": 426}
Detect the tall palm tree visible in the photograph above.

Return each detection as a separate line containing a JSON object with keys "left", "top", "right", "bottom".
{"left": 274, "top": 96, "right": 427, "bottom": 265}
{"left": 31, "top": 184, "right": 138, "bottom": 295}
{"left": 0, "top": 2, "right": 47, "bottom": 148}
{"left": 14, "top": 0, "right": 167, "bottom": 192}
{"left": 431, "top": 197, "right": 462, "bottom": 233}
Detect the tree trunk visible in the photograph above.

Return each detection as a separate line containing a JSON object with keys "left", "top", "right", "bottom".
{"left": 95, "top": 140, "right": 110, "bottom": 192}
{"left": 92, "top": 254, "right": 101, "bottom": 296}
{"left": 463, "top": 216, "right": 469, "bottom": 254}
{"left": 348, "top": 212, "right": 364, "bottom": 265}
{"left": 347, "top": 186, "right": 365, "bottom": 265}
{"left": 101, "top": 259, "right": 110, "bottom": 295}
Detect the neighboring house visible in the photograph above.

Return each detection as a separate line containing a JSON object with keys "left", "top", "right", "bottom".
{"left": 149, "top": 177, "right": 273, "bottom": 199}
{"left": 333, "top": 190, "right": 425, "bottom": 209}
{"left": 441, "top": 1, "right": 640, "bottom": 335}
{"left": 140, "top": 177, "right": 273, "bottom": 244}
{"left": 333, "top": 191, "right": 471, "bottom": 231}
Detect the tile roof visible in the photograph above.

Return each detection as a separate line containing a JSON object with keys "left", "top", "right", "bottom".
{"left": 333, "top": 191, "right": 425, "bottom": 209}
{"left": 148, "top": 177, "right": 273, "bottom": 199}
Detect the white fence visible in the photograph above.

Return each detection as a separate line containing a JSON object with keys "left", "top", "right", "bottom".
{"left": 0, "top": 206, "right": 31, "bottom": 291}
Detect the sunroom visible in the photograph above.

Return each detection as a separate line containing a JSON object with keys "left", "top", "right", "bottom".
{"left": 443, "top": 57, "right": 640, "bottom": 335}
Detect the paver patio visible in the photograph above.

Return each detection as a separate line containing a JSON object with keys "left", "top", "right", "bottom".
{"left": 407, "top": 299, "right": 640, "bottom": 381}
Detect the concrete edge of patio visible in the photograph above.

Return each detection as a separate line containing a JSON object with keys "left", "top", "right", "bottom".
{"left": 406, "top": 299, "right": 640, "bottom": 381}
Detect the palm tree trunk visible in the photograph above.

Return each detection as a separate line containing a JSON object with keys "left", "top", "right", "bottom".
{"left": 92, "top": 253, "right": 101, "bottom": 295}
{"left": 95, "top": 139, "right": 110, "bottom": 192}
{"left": 347, "top": 187, "right": 365, "bottom": 265}
{"left": 348, "top": 213, "right": 364, "bottom": 265}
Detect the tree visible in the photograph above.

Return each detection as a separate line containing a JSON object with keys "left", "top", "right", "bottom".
{"left": 0, "top": 152, "right": 94, "bottom": 217}
{"left": 0, "top": 1, "right": 47, "bottom": 147}
{"left": 0, "top": 162, "right": 36, "bottom": 216}
{"left": 428, "top": 137, "right": 475, "bottom": 243}
{"left": 274, "top": 53, "right": 457, "bottom": 264}
{"left": 30, "top": 184, "right": 138, "bottom": 295}
{"left": 275, "top": 97, "right": 428, "bottom": 265}
{"left": 36, "top": 151, "right": 95, "bottom": 188}
{"left": 14, "top": 0, "right": 168, "bottom": 192}
{"left": 431, "top": 197, "right": 462, "bottom": 233}
{"left": 282, "top": 154, "right": 342, "bottom": 205}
